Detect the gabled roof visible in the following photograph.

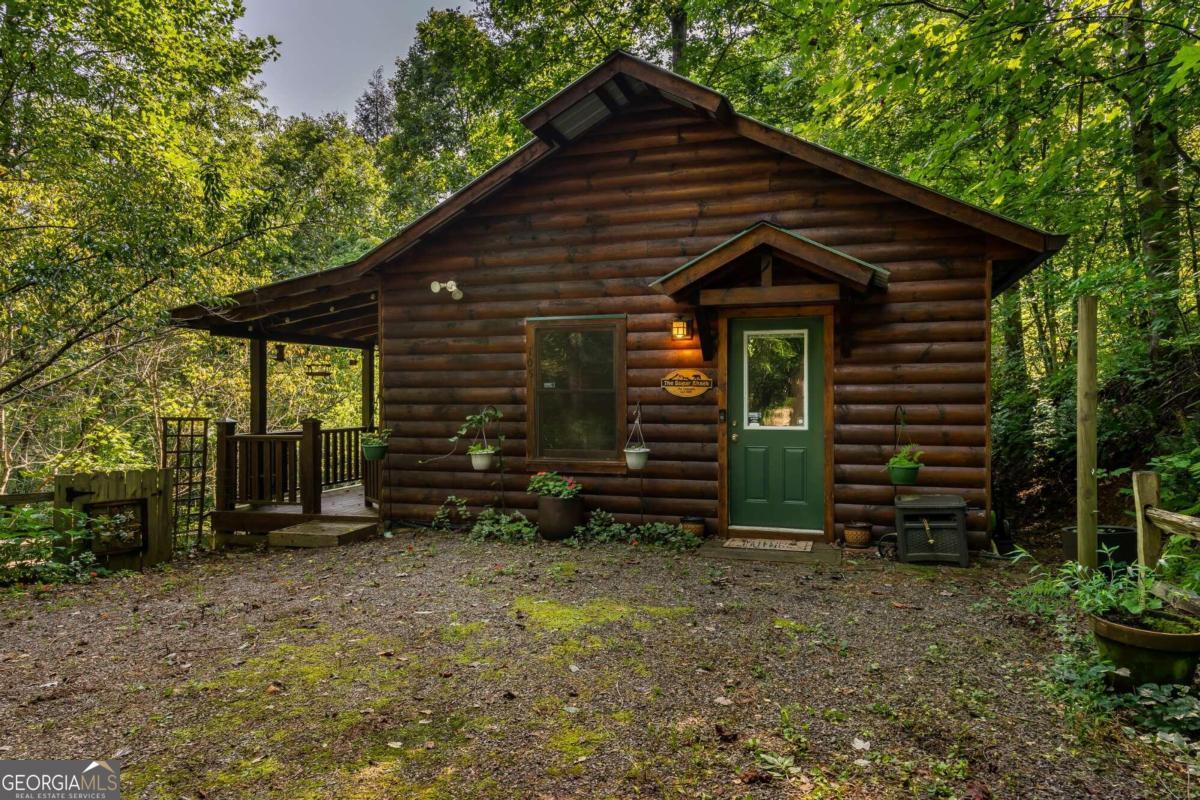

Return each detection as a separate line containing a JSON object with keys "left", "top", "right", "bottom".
{"left": 332, "top": 49, "right": 1062, "bottom": 283}
{"left": 653, "top": 222, "right": 890, "bottom": 299}
{"left": 171, "top": 49, "right": 1065, "bottom": 343}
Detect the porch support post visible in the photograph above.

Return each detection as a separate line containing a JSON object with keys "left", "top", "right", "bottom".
{"left": 213, "top": 418, "right": 236, "bottom": 512}
{"left": 300, "top": 418, "right": 322, "bottom": 515}
{"left": 361, "top": 343, "right": 375, "bottom": 429}
{"left": 1076, "top": 295, "right": 1098, "bottom": 569}
{"left": 249, "top": 337, "right": 268, "bottom": 434}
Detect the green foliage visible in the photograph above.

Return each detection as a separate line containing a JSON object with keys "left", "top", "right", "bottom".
{"left": 629, "top": 522, "right": 702, "bottom": 552}
{"left": 452, "top": 407, "right": 503, "bottom": 454}
{"left": 432, "top": 496, "right": 471, "bottom": 531}
{"left": 0, "top": 505, "right": 96, "bottom": 586}
{"left": 361, "top": 428, "right": 391, "bottom": 447}
{"left": 1013, "top": 553, "right": 1164, "bottom": 622}
{"left": 568, "top": 510, "right": 702, "bottom": 552}
{"left": 1148, "top": 436, "right": 1200, "bottom": 515}
{"left": 570, "top": 509, "right": 631, "bottom": 546}
{"left": 527, "top": 472, "right": 582, "bottom": 499}
{"left": 886, "top": 444, "right": 923, "bottom": 469}
{"left": 468, "top": 508, "right": 537, "bottom": 544}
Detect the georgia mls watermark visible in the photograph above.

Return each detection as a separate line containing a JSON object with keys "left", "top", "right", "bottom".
{"left": 1, "top": 760, "right": 120, "bottom": 800}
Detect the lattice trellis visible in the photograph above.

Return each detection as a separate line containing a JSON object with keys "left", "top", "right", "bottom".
{"left": 160, "top": 417, "right": 209, "bottom": 549}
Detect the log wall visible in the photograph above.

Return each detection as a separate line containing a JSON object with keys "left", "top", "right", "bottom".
{"left": 377, "top": 99, "right": 991, "bottom": 534}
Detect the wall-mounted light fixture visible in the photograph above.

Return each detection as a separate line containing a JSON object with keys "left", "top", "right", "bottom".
{"left": 671, "top": 316, "right": 694, "bottom": 340}
{"left": 430, "top": 279, "right": 463, "bottom": 300}
{"left": 273, "top": 343, "right": 286, "bottom": 362}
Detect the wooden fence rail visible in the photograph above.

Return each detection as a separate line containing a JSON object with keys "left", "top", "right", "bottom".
{"left": 1132, "top": 470, "right": 1200, "bottom": 614}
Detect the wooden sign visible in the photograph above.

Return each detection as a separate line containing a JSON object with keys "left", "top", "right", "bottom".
{"left": 660, "top": 368, "right": 714, "bottom": 398}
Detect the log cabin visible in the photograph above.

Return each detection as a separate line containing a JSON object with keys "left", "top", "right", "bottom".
{"left": 172, "top": 51, "right": 1065, "bottom": 545}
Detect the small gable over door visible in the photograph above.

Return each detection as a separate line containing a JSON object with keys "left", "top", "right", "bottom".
{"left": 651, "top": 222, "right": 890, "bottom": 307}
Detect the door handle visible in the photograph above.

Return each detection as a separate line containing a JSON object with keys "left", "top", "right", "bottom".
{"left": 731, "top": 433, "right": 739, "bottom": 442}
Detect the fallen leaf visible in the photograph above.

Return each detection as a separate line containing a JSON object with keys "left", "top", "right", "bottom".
{"left": 713, "top": 696, "right": 734, "bottom": 706}
{"left": 387, "top": 742, "right": 403, "bottom": 749}
{"left": 852, "top": 737, "right": 871, "bottom": 751}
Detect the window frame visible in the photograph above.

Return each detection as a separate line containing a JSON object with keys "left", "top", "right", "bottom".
{"left": 525, "top": 314, "right": 627, "bottom": 472}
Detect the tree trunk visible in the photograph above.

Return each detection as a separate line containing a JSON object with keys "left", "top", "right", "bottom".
{"left": 668, "top": 4, "right": 687, "bottom": 72}
{"left": 996, "top": 291, "right": 1029, "bottom": 391}
{"left": 1126, "top": 0, "right": 1181, "bottom": 357}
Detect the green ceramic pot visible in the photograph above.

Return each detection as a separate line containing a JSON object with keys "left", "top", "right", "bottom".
{"left": 888, "top": 464, "right": 920, "bottom": 485}
{"left": 362, "top": 443, "right": 388, "bottom": 461}
{"left": 1091, "top": 614, "right": 1200, "bottom": 688}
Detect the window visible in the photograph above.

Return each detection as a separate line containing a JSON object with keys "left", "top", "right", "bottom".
{"left": 527, "top": 316, "right": 626, "bottom": 464}
{"left": 743, "top": 329, "right": 808, "bottom": 429}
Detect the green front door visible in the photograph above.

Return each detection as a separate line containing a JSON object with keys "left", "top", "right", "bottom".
{"left": 727, "top": 316, "right": 824, "bottom": 533}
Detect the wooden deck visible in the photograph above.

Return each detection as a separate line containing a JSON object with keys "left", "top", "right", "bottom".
{"left": 211, "top": 484, "right": 377, "bottom": 539}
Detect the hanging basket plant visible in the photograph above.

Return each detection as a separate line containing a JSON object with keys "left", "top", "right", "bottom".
{"left": 453, "top": 406, "right": 502, "bottom": 472}
{"left": 362, "top": 428, "right": 390, "bottom": 461}
{"left": 887, "top": 407, "right": 922, "bottom": 486}
{"left": 624, "top": 401, "right": 650, "bottom": 470}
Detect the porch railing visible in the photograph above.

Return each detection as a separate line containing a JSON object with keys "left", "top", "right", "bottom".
{"left": 215, "top": 419, "right": 381, "bottom": 515}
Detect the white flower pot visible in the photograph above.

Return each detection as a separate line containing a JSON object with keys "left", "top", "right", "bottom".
{"left": 624, "top": 447, "right": 650, "bottom": 470}
{"left": 469, "top": 451, "right": 496, "bottom": 471}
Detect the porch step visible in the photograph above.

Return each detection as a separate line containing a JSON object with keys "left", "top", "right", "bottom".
{"left": 267, "top": 520, "right": 378, "bottom": 548}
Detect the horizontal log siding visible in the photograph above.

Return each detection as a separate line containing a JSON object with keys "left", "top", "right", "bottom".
{"left": 378, "top": 101, "right": 989, "bottom": 533}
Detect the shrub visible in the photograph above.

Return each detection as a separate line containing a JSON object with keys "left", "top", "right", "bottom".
{"left": 431, "top": 495, "right": 470, "bottom": 531}
{"left": 527, "top": 471, "right": 582, "bottom": 498}
{"left": 468, "top": 508, "right": 537, "bottom": 544}
{"left": 632, "top": 521, "right": 702, "bottom": 551}
{"left": 570, "top": 509, "right": 630, "bottom": 545}
{"left": 0, "top": 505, "right": 97, "bottom": 586}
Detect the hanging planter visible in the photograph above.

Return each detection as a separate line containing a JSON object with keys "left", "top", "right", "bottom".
{"left": 361, "top": 428, "right": 390, "bottom": 461}
{"left": 887, "top": 407, "right": 922, "bottom": 485}
{"left": 624, "top": 402, "right": 650, "bottom": 470}
{"left": 468, "top": 445, "right": 497, "bottom": 471}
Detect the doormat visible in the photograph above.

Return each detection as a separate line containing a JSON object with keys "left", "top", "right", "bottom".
{"left": 723, "top": 537, "right": 813, "bottom": 552}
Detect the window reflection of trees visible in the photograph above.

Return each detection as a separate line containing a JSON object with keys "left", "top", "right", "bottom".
{"left": 746, "top": 333, "right": 806, "bottom": 427}
{"left": 536, "top": 328, "right": 616, "bottom": 456}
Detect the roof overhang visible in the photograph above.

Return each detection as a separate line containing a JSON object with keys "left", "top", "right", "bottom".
{"left": 652, "top": 222, "right": 890, "bottom": 302}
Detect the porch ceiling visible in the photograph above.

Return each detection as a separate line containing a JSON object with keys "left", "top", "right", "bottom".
{"left": 169, "top": 264, "right": 378, "bottom": 348}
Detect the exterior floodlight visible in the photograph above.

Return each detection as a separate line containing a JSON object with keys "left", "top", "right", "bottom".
{"left": 430, "top": 279, "right": 464, "bottom": 300}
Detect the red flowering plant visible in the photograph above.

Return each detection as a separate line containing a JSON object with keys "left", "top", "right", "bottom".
{"left": 526, "top": 471, "right": 583, "bottom": 499}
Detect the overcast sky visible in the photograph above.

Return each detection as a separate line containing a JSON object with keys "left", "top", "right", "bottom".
{"left": 239, "top": 1, "right": 457, "bottom": 119}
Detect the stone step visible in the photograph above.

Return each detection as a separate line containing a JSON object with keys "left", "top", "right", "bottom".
{"left": 267, "top": 520, "right": 378, "bottom": 548}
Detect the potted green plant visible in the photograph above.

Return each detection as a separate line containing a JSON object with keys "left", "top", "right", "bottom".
{"left": 452, "top": 407, "right": 502, "bottom": 472}
{"left": 624, "top": 402, "right": 650, "bottom": 470}
{"left": 527, "top": 471, "right": 583, "bottom": 540}
{"left": 361, "top": 428, "right": 390, "bottom": 461}
{"left": 887, "top": 444, "right": 923, "bottom": 485}
{"left": 1032, "top": 557, "right": 1200, "bottom": 687}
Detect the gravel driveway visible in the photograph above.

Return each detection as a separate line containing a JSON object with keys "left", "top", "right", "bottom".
{"left": 0, "top": 532, "right": 1185, "bottom": 798}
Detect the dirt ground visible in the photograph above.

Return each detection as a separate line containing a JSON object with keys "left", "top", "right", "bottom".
{"left": 0, "top": 532, "right": 1187, "bottom": 799}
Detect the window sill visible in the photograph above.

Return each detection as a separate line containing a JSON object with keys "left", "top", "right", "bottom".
{"left": 526, "top": 459, "right": 628, "bottom": 476}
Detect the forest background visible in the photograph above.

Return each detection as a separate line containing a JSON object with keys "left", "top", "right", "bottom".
{"left": 3, "top": 0, "right": 1198, "bottom": 521}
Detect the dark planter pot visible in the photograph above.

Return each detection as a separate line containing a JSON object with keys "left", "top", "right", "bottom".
{"left": 362, "top": 443, "right": 387, "bottom": 461}
{"left": 1091, "top": 614, "right": 1200, "bottom": 688}
{"left": 537, "top": 495, "right": 583, "bottom": 541}
{"left": 887, "top": 464, "right": 920, "bottom": 485}
{"left": 1062, "top": 525, "right": 1138, "bottom": 566}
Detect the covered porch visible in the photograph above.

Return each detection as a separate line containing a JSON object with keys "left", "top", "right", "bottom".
{"left": 169, "top": 264, "right": 383, "bottom": 540}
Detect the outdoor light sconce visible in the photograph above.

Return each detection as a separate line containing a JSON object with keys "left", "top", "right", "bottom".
{"left": 671, "top": 316, "right": 694, "bottom": 340}
{"left": 273, "top": 343, "right": 286, "bottom": 362}
{"left": 430, "top": 279, "right": 463, "bottom": 300}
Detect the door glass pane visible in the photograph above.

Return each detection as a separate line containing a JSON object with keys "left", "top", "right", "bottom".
{"left": 745, "top": 331, "right": 807, "bottom": 428}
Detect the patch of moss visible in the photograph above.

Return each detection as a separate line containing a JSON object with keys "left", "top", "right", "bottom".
{"left": 442, "top": 620, "right": 486, "bottom": 641}
{"left": 548, "top": 722, "right": 608, "bottom": 761}
{"left": 211, "top": 755, "right": 281, "bottom": 789}
{"left": 512, "top": 595, "right": 692, "bottom": 634}
{"left": 513, "top": 595, "right": 632, "bottom": 631}
{"left": 547, "top": 561, "right": 580, "bottom": 580}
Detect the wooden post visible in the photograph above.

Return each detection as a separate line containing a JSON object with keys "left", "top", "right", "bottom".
{"left": 361, "top": 343, "right": 375, "bottom": 429}
{"left": 300, "top": 418, "right": 322, "bottom": 515}
{"left": 1133, "top": 471, "right": 1163, "bottom": 570}
{"left": 1076, "top": 295, "right": 1098, "bottom": 568}
{"left": 213, "top": 418, "right": 236, "bottom": 512}
{"left": 249, "top": 338, "right": 268, "bottom": 434}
